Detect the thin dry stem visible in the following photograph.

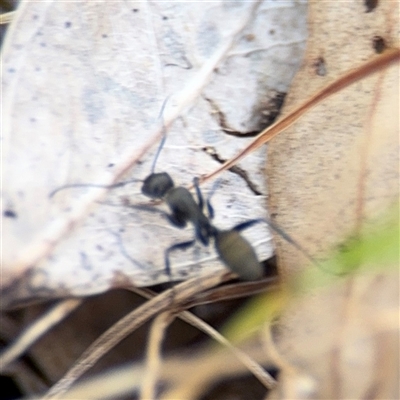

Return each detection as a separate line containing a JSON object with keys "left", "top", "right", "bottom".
{"left": 42, "top": 271, "right": 234, "bottom": 399}
{"left": 134, "top": 284, "right": 277, "bottom": 391}
{"left": 260, "top": 325, "right": 317, "bottom": 399}
{"left": 203, "top": 48, "right": 400, "bottom": 183}
{"left": 0, "top": 299, "right": 82, "bottom": 372}
{"left": 140, "top": 312, "right": 176, "bottom": 400}
{"left": 178, "top": 310, "right": 276, "bottom": 389}
{"left": 47, "top": 344, "right": 273, "bottom": 400}
{"left": 0, "top": 11, "right": 15, "bottom": 24}
{"left": 261, "top": 323, "right": 303, "bottom": 377}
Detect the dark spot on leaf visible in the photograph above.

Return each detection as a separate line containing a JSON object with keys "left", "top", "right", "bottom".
{"left": 364, "top": 0, "right": 378, "bottom": 12}
{"left": 30, "top": 117, "right": 36, "bottom": 123}
{"left": 162, "top": 16, "right": 168, "bottom": 20}
{"left": 269, "top": 29, "right": 275, "bottom": 35}
{"left": 65, "top": 21, "right": 71, "bottom": 28}
{"left": 32, "top": 14, "right": 38, "bottom": 20}
{"left": 132, "top": 8, "right": 139, "bottom": 13}
{"left": 108, "top": 163, "right": 115, "bottom": 168}
{"left": 244, "top": 33, "right": 255, "bottom": 42}
{"left": 372, "top": 36, "right": 386, "bottom": 54}
{"left": 3, "top": 210, "right": 17, "bottom": 218}
{"left": 102, "top": 33, "right": 108, "bottom": 38}
{"left": 314, "top": 57, "right": 327, "bottom": 76}
{"left": 8, "top": 68, "right": 15, "bottom": 73}
{"left": 260, "top": 91, "right": 286, "bottom": 127}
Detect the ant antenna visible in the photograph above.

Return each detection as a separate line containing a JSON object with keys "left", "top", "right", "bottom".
{"left": 49, "top": 97, "right": 171, "bottom": 199}
{"left": 48, "top": 179, "right": 142, "bottom": 198}
{"left": 151, "top": 131, "right": 167, "bottom": 174}
{"left": 150, "top": 96, "right": 170, "bottom": 174}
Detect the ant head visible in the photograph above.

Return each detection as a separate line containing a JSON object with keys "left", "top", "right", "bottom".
{"left": 141, "top": 172, "right": 174, "bottom": 199}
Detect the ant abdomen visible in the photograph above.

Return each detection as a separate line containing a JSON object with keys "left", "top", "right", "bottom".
{"left": 215, "top": 230, "right": 263, "bottom": 281}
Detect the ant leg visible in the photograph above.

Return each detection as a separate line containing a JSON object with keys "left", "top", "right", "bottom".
{"left": 193, "top": 177, "right": 219, "bottom": 219}
{"left": 206, "top": 200, "right": 215, "bottom": 220}
{"left": 232, "top": 218, "right": 319, "bottom": 267}
{"left": 134, "top": 204, "right": 187, "bottom": 228}
{"left": 165, "top": 239, "right": 196, "bottom": 281}
{"left": 105, "top": 202, "right": 188, "bottom": 229}
{"left": 193, "top": 177, "right": 205, "bottom": 212}
{"left": 193, "top": 177, "right": 218, "bottom": 219}
{"left": 205, "top": 180, "right": 221, "bottom": 220}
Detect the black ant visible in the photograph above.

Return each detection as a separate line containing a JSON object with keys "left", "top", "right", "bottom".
{"left": 140, "top": 137, "right": 315, "bottom": 280}
{"left": 137, "top": 106, "right": 318, "bottom": 280}
{"left": 50, "top": 105, "right": 318, "bottom": 281}
{"left": 141, "top": 169, "right": 265, "bottom": 280}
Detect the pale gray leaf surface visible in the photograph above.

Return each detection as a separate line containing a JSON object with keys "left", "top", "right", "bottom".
{"left": 2, "top": 0, "right": 307, "bottom": 307}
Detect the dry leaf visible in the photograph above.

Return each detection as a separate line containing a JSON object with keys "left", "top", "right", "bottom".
{"left": 2, "top": 0, "right": 308, "bottom": 308}
{"left": 266, "top": 1, "right": 399, "bottom": 399}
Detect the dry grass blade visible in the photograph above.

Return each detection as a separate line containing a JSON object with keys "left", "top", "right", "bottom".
{"left": 42, "top": 271, "right": 233, "bottom": 399}
{"left": 161, "top": 341, "right": 272, "bottom": 400}
{"left": 261, "top": 325, "right": 299, "bottom": 377}
{"left": 204, "top": 48, "right": 400, "bottom": 182}
{"left": 135, "top": 285, "right": 277, "bottom": 393}
{"left": 261, "top": 323, "right": 317, "bottom": 399}
{"left": 174, "top": 311, "right": 277, "bottom": 390}
{"left": 47, "top": 363, "right": 145, "bottom": 400}
{"left": 183, "top": 276, "right": 279, "bottom": 307}
{"left": 47, "top": 346, "right": 271, "bottom": 400}
{"left": 0, "top": 11, "right": 15, "bottom": 24}
{"left": 140, "top": 311, "right": 176, "bottom": 400}
{"left": 0, "top": 299, "right": 82, "bottom": 372}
